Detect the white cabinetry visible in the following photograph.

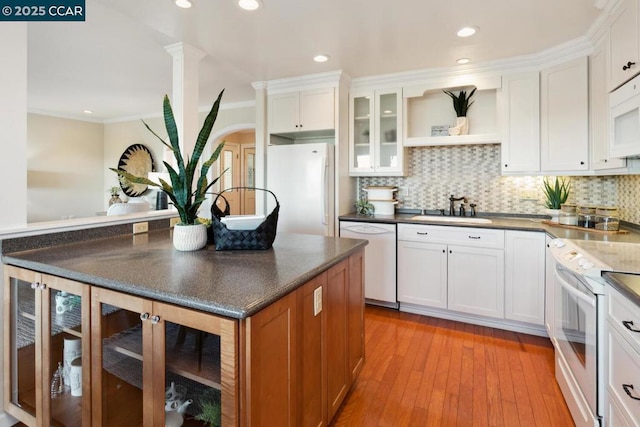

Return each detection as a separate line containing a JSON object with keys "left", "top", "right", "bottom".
{"left": 545, "top": 235, "right": 556, "bottom": 340}
{"left": 397, "top": 241, "right": 447, "bottom": 308}
{"left": 349, "top": 88, "right": 406, "bottom": 176}
{"left": 397, "top": 224, "right": 504, "bottom": 319}
{"left": 504, "top": 231, "right": 545, "bottom": 326}
{"left": 609, "top": 0, "right": 640, "bottom": 91}
{"left": 269, "top": 88, "right": 334, "bottom": 133}
{"left": 448, "top": 244, "right": 505, "bottom": 319}
{"left": 501, "top": 72, "right": 541, "bottom": 173}
{"left": 606, "top": 285, "right": 640, "bottom": 426}
{"left": 592, "top": 34, "right": 628, "bottom": 171}
{"left": 540, "top": 56, "right": 589, "bottom": 172}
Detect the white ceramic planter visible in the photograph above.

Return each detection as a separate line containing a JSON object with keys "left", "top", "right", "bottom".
{"left": 546, "top": 208, "right": 561, "bottom": 223}
{"left": 173, "top": 223, "right": 208, "bottom": 251}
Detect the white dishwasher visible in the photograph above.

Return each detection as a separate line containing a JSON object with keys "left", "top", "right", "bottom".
{"left": 339, "top": 221, "right": 397, "bottom": 308}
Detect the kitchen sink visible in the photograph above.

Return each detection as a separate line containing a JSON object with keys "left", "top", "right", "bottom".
{"left": 410, "top": 215, "right": 493, "bottom": 224}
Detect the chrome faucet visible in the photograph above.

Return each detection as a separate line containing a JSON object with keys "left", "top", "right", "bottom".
{"left": 449, "top": 195, "right": 467, "bottom": 216}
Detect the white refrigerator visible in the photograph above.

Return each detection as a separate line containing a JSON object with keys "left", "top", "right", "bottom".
{"left": 267, "top": 142, "right": 335, "bottom": 236}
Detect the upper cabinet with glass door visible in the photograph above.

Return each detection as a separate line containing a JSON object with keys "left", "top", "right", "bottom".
{"left": 349, "top": 88, "right": 406, "bottom": 176}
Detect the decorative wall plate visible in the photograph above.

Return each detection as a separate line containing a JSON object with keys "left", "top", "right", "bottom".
{"left": 118, "top": 144, "right": 155, "bottom": 197}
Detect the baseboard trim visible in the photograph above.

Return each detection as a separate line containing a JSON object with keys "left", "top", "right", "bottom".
{"left": 398, "top": 302, "right": 549, "bottom": 337}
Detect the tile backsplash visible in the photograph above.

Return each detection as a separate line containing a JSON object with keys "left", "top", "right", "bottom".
{"left": 358, "top": 144, "right": 640, "bottom": 224}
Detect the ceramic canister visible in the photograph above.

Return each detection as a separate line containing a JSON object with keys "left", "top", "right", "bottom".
{"left": 69, "top": 357, "right": 82, "bottom": 397}
{"left": 63, "top": 338, "right": 81, "bottom": 386}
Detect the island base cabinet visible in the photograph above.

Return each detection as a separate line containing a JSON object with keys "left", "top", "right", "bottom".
{"left": 241, "top": 250, "right": 364, "bottom": 427}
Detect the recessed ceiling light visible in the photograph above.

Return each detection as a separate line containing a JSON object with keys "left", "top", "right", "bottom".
{"left": 456, "top": 58, "right": 471, "bottom": 65}
{"left": 313, "top": 54, "right": 329, "bottom": 63}
{"left": 83, "top": 110, "right": 93, "bottom": 114}
{"left": 456, "top": 26, "right": 477, "bottom": 38}
{"left": 238, "top": 0, "right": 262, "bottom": 10}
{"left": 175, "top": 0, "right": 192, "bottom": 8}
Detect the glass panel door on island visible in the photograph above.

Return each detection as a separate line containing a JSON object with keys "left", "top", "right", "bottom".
{"left": 91, "top": 287, "right": 151, "bottom": 426}
{"left": 5, "top": 266, "right": 89, "bottom": 427}
{"left": 153, "top": 303, "right": 237, "bottom": 427}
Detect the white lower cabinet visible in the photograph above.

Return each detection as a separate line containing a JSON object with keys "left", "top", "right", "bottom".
{"left": 504, "top": 231, "right": 546, "bottom": 325}
{"left": 607, "top": 285, "right": 640, "bottom": 426}
{"left": 398, "top": 225, "right": 547, "bottom": 332}
{"left": 397, "top": 241, "right": 447, "bottom": 308}
{"left": 397, "top": 224, "right": 505, "bottom": 319}
{"left": 447, "top": 245, "right": 504, "bottom": 319}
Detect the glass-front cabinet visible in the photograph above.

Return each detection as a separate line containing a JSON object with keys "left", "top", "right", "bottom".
{"left": 91, "top": 287, "right": 238, "bottom": 427}
{"left": 4, "top": 265, "right": 90, "bottom": 426}
{"left": 349, "top": 88, "right": 406, "bottom": 176}
{"left": 5, "top": 266, "right": 239, "bottom": 427}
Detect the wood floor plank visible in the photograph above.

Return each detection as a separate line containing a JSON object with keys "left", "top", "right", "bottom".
{"left": 330, "top": 306, "right": 574, "bottom": 427}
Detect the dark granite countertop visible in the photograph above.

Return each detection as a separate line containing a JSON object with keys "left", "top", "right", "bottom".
{"left": 603, "top": 272, "right": 640, "bottom": 307}
{"left": 2, "top": 230, "right": 367, "bottom": 319}
{"left": 339, "top": 213, "right": 640, "bottom": 243}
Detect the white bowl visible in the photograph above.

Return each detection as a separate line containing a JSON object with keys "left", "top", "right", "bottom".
{"left": 364, "top": 186, "right": 397, "bottom": 200}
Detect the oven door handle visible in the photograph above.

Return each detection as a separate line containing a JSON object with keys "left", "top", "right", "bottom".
{"left": 555, "top": 269, "right": 596, "bottom": 308}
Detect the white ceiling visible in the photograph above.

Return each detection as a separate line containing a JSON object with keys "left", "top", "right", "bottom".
{"left": 27, "top": 0, "right": 604, "bottom": 121}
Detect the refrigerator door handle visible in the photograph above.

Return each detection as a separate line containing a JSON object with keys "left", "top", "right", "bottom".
{"left": 321, "top": 156, "right": 328, "bottom": 225}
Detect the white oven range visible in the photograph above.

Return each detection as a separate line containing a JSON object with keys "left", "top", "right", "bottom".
{"left": 549, "top": 238, "right": 612, "bottom": 427}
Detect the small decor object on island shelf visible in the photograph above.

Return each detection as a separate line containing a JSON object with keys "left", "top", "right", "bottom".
{"left": 542, "top": 176, "right": 571, "bottom": 223}
{"left": 443, "top": 87, "right": 476, "bottom": 136}
{"left": 431, "top": 125, "right": 450, "bottom": 136}
{"left": 111, "top": 90, "right": 226, "bottom": 251}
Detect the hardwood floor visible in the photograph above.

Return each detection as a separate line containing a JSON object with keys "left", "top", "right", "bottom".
{"left": 331, "top": 305, "right": 574, "bottom": 427}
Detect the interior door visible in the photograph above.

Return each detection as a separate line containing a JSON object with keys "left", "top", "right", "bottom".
{"left": 241, "top": 146, "right": 256, "bottom": 215}
{"left": 219, "top": 142, "right": 240, "bottom": 214}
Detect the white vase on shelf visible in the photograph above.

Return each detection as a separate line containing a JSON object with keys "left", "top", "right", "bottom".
{"left": 448, "top": 117, "right": 469, "bottom": 136}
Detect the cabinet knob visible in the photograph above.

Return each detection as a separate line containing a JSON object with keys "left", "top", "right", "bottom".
{"left": 140, "top": 312, "right": 149, "bottom": 321}
{"left": 580, "top": 161, "right": 585, "bottom": 165}
{"left": 150, "top": 315, "right": 160, "bottom": 324}
{"left": 623, "top": 61, "right": 636, "bottom": 71}
{"left": 504, "top": 164, "right": 508, "bottom": 168}
{"left": 39, "top": 283, "right": 46, "bottom": 290}
{"left": 31, "top": 282, "right": 39, "bottom": 290}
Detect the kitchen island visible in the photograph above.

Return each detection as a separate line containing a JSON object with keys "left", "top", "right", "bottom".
{"left": 2, "top": 230, "right": 366, "bottom": 426}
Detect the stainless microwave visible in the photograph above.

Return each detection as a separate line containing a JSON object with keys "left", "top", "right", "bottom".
{"left": 610, "top": 73, "right": 640, "bottom": 158}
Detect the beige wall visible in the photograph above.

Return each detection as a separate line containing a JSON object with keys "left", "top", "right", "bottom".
{"left": 27, "top": 114, "right": 104, "bottom": 222}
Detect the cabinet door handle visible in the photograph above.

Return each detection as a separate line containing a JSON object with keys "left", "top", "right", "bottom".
{"left": 39, "top": 283, "right": 46, "bottom": 290}
{"left": 140, "top": 312, "right": 150, "bottom": 321}
{"left": 150, "top": 315, "right": 161, "bottom": 324}
{"left": 580, "top": 161, "right": 585, "bottom": 165}
{"left": 416, "top": 232, "right": 428, "bottom": 235}
{"left": 31, "top": 282, "right": 39, "bottom": 290}
{"left": 623, "top": 61, "right": 636, "bottom": 71}
{"left": 622, "top": 320, "right": 640, "bottom": 333}
{"left": 504, "top": 164, "right": 508, "bottom": 168}
{"left": 468, "top": 235, "right": 481, "bottom": 240}
{"left": 623, "top": 384, "right": 640, "bottom": 400}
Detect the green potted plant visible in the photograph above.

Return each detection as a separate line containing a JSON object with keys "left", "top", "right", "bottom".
{"left": 542, "top": 176, "right": 570, "bottom": 222}
{"left": 111, "top": 90, "right": 226, "bottom": 251}
{"left": 443, "top": 87, "right": 476, "bottom": 135}
{"left": 107, "top": 186, "right": 122, "bottom": 206}
{"left": 355, "top": 198, "right": 374, "bottom": 216}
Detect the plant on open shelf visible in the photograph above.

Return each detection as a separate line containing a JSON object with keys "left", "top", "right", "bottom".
{"left": 443, "top": 87, "right": 476, "bottom": 136}
{"left": 111, "top": 90, "right": 226, "bottom": 250}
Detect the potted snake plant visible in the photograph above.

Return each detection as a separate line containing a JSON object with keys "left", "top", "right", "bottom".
{"left": 111, "top": 90, "right": 226, "bottom": 251}
{"left": 443, "top": 87, "right": 476, "bottom": 135}
{"left": 542, "top": 176, "right": 570, "bottom": 223}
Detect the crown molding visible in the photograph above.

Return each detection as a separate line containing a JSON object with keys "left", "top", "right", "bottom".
{"left": 27, "top": 109, "right": 104, "bottom": 123}
{"left": 255, "top": 70, "right": 347, "bottom": 94}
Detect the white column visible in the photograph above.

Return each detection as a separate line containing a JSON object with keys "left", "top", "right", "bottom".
{"left": 252, "top": 81, "right": 267, "bottom": 215}
{"left": 164, "top": 43, "right": 206, "bottom": 163}
{"left": 0, "top": 24, "right": 28, "bottom": 230}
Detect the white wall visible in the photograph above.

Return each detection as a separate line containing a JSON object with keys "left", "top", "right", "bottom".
{"left": 27, "top": 114, "right": 104, "bottom": 222}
